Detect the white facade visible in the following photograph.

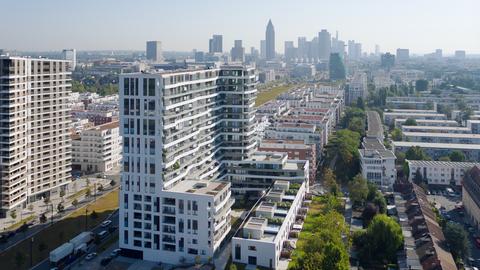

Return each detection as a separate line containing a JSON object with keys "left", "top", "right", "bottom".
{"left": 346, "top": 72, "right": 367, "bottom": 105}
{"left": 407, "top": 160, "right": 479, "bottom": 186}
{"left": 0, "top": 57, "right": 72, "bottom": 217}
{"left": 359, "top": 138, "right": 397, "bottom": 189}
{"left": 119, "top": 65, "right": 257, "bottom": 264}
{"left": 62, "top": 49, "right": 76, "bottom": 71}
{"left": 72, "top": 121, "right": 122, "bottom": 173}
{"left": 383, "top": 112, "right": 446, "bottom": 125}
{"left": 232, "top": 180, "right": 307, "bottom": 269}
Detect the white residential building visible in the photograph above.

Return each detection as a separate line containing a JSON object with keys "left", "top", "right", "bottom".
{"left": 392, "top": 141, "right": 480, "bottom": 161}
{"left": 359, "top": 138, "right": 397, "bottom": 189}
{"left": 402, "top": 132, "right": 480, "bottom": 145}
{"left": 383, "top": 112, "right": 446, "bottom": 125}
{"left": 407, "top": 160, "right": 479, "bottom": 186}
{"left": 72, "top": 121, "right": 122, "bottom": 173}
{"left": 394, "top": 119, "right": 459, "bottom": 128}
{"left": 232, "top": 180, "right": 307, "bottom": 269}
{"left": 0, "top": 56, "right": 72, "bottom": 217}
{"left": 346, "top": 72, "right": 367, "bottom": 105}
{"left": 119, "top": 65, "right": 257, "bottom": 264}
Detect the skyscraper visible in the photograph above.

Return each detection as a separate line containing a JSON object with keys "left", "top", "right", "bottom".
{"left": 119, "top": 65, "right": 257, "bottom": 264}
{"left": 208, "top": 35, "right": 223, "bottom": 53}
{"left": 396, "top": 48, "right": 410, "bottom": 62}
{"left": 265, "top": 19, "right": 275, "bottom": 60}
{"left": 230, "top": 40, "right": 245, "bottom": 62}
{"left": 260, "top": 40, "right": 266, "bottom": 59}
{"left": 381, "top": 52, "right": 396, "bottom": 70}
{"left": 318, "top": 29, "right": 331, "bottom": 61}
{"left": 331, "top": 32, "right": 345, "bottom": 58}
{"left": 61, "top": 48, "right": 76, "bottom": 71}
{"left": 284, "top": 41, "right": 295, "bottom": 62}
{"left": 375, "top": 45, "right": 381, "bottom": 56}
{"left": 348, "top": 40, "right": 362, "bottom": 60}
{"left": 455, "top": 50, "right": 466, "bottom": 59}
{"left": 297, "top": 37, "right": 307, "bottom": 60}
{"left": 0, "top": 56, "right": 72, "bottom": 218}
{"left": 146, "top": 41, "right": 164, "bottom": 63}
{"left": 329, "top": 53, "right": 346, "bottom": 80}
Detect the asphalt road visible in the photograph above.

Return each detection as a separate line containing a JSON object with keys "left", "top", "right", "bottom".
{"left": 32, "top": 209, "right": 119, "bottom": 270}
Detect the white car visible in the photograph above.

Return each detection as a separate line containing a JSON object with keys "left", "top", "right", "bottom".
{"left": 110, "top": 248, "right": 121, "bottom": 257}
{"left": 85, "top": 252, "right": 97, "bottom": 261}
{"left": 101, "top": 220, "right": 112, "bottom": 227}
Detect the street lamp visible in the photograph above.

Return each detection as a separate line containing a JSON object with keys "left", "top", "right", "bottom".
{"left": 30, "top": 237, "right": 34, "bottom": 267}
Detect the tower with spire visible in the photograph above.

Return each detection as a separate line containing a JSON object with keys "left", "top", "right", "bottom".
{"left": 265, "top": 19, "right": 275, "bottom": 60}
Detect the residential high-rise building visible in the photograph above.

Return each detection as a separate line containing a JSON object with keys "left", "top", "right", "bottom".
{"left": 208, "top": 35, "right": 223, "bottom": 53}
{"left": 318, "top": 29, "right": 331, "bottom": 61}
{"left": 381, "top": 52, "right": 396, "bottom": 70}
{"left": 0, "top": 56, "right": 72, "bottom": 218}
{"left": 329, "top": 53, "right": 346, "bottom": 81}
{"left": 230, "top": 40, "right": 245, "bottom": 62}
{"left": 331, "top": 31, "right": 345, "bottom": 58}
{"left": 265, "top": 19, "right": 275, "bottom": 60}
{"left": 455, "top": 50, "right": 466, "bottom": 59}
{"left": 346, "top": 72, "right": 367, "bottom": 105}
{"left": 348, "top": 40, "right": 362, "bottom": 60}
{"left": 284, "top": 41, "right": 296, "bottom": 62}
{"left": 146, "top": 41, "right": 164, "bottom": 63}
{"left": 194, "top": 51, "right": 205, "bottom": 62}
{"left": 61, "top": 49, "right": 76, "bottom": 71}
{"left": 119, "top": 65, "right": 257, "bottom": 264}
{"left": 297, "top": 37, "right": 307, "bottom": 61}
{"left": 375, "top": 45, "right": 381, "bottom": 56}
{"left": 396, "top": 48, "right": 410, "bottom": 62}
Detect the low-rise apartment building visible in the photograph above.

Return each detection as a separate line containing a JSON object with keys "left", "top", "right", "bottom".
{"left": 393, "top": 141, "right": 480, "bottom": 161}
{"left": 384, "top": 111, "right": 446, "bottom": 126}
{"left": 72, "top": 121, "right": 122, "bottom": 173}
{"left": 394, "top": 119, "right": 459, "bottom": 128}
{"left": 402, "top": 132, "right": 480, "bottom": 145}
{"left": 407, "top": 160, "right": 479, "bottom": 186}
{"left": 359, "top": 138, "right": 397, "bottom": 189}
{"left": 232, "top": 180, "right": 307, "bottom": 269}
{"left": 463, "top": 166, "right": 480, "bottom": 230}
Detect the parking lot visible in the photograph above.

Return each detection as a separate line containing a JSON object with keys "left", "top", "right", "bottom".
{"left": 427, "top": 189, "right": 480, "bottom": 267}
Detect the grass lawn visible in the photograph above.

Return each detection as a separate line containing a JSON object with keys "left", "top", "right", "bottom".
{"left": 0, "top": 189, "right": 119, "bottom": 270}
{"left": 5, "top": 215, "right": 36, "bottom": 232}
{"left": 67, "top": 187, "right": 89, "bottom": 201}
{"left": 255, "top": 84, "right": 292, "bottom": 107}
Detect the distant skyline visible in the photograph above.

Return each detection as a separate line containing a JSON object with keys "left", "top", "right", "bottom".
{"left": 1, "top": 0, "right": 479, "bottom": 55}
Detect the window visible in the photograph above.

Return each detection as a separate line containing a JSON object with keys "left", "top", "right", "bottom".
{"left": 148, "top": 78, "right": 156, "bottom": 96}
{"left": 124, "top": 78, "right": 129, "bottom": 95}
{"left": 248, "top": 246, "right": 257, "bottom": 251}
{"left": 192, "top": 239, "right": 198, "bottom": 244}
{"left": 124, "top": 230, "right": 129, "bottom": 244}
{"left": 235, "top": 244, "right": 241, "bottom": 260}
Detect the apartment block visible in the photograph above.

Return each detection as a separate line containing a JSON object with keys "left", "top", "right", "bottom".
{"left": 232, "top": 180, "right": 307, "bottom": 269}
{"left": 402, "top": 132, "right": 480, "bottom": 145}
{"left": 359, "top": 138, "right": 397, "bottom": 189}
{"left": 383, "top": 111, "right": 446, "bottom": 126}
{"left": 119, "top": 65, "right": 257, "bottom": 264}
{"left": 407, "top": 160, "right": 479, "bottom": 186}
{"left": 463, "top": 166, "right": 480, "bottom": 230}
{"left": 394, "top": 119, "right": 459, "bottom": 129}
{"left": 0, "top": 56, "right": 72, "bottom": 217}
{"left": 72, "top": 121, "right": 122, "bottom": 173}
{"left": 393, "top": 141, "right": 480, "bottom": 161}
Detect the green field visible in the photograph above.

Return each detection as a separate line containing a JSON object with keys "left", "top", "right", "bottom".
{"left": 255, "top": 84, "right": 292, "bottom": 107}
{"left": 0, "top": 189, "right": 119, "bottom": 270}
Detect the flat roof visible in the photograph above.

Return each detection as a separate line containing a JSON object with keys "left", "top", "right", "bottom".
{"left": 384, "top": 112, "right": 446, "bottom": 117}
{"left": 407, "top": 160, "right": 480, "bottom": 168}
{"left": 402, "top": 125, "right": 469, "bottom": 131}
{"left": 168, "top": 180, "right": 229, "bottom": 196}
{"left": 366, "top": 111, "right": 383, "bottom": 138}
{"left": 393, "top": 141, "right": 480, "bottom": 150}
{"left": 403, "top": 131, "right": 480, "bottom": 139}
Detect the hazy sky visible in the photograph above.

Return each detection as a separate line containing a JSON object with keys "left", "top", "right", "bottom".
{"left": 2, "top": 0, "right": 479, "bottom": 55}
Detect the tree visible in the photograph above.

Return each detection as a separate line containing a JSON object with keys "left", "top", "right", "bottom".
{"left": 404, "top": 118, "right": 417, "bottom": 126}
{"left": 405, "top": 146, "right": 430, "bottom": 160}
{"left": 347, "top": 117, "right": 365, "bottom": 135}
{"left": 27, "top": 204, "right": 34, "bottom": 212}
{"left": 59, "top": 189, "right": 66, "bottom": 200}
{"left": 90, "top": 210, "right": 98, "bottom": 219}
{"left": 323, "top": 168, "right": 339, "bottom": 195}
{"left": 39, "top": 213, "right": 47, "bottom": 223}
{"left": 349, "top": 174, "right": 369, "bottom": 206}
{"left": 413, "top": 168, "right": 423, "bottom": 185}
{"left": 10, "top": 210, "right": 17, "bottom": 220}
{"left": 43, "top": 196, "right": 50, "bottom": 205}
{"left": 444, "top": 222, "right": 470, "bottom": 260}
{"left": 391, "top": 128, "right": 402, "bottom": 141}
{"left": 439, "top": 156, "right": 451, "bottom": 162}
{"left": 356, "top": 97, "right": 365, "bottom": 110}
{"left": 449, "top": 150, "right": 466, "bottom": 162}
{"left": 195, "top": 255, "right": 201, "bottom": 265}
{"left": 373, "top": 192, "right": 387, "bottom": 214}
{"left": 72, "top": 199, "right": 79, "bottom": 208}
{"left": 85, "top": 188, "right": 92, "bottom": 197}
{"left": 354, "top": 214, "right": 403, "bottom": 266}
{"left": 415, "top": 79, "right": 428, "bottom": 91}
{"left": 367, "top": 182, "right": 378, "bottom": 201}
{"left": 362, "top": 203, "right": 379, "bottom": 225}
{"left": 15, "top": 252, "right": 25, "bottom": 268}
{"left": 229, "top": 264, "right": 238, "bottom": 270}
{"left": 320, "top": 241, "right": 350, "bottom": 270}
{"left": 97, "top": 184, "right": 104, "bottom": 192}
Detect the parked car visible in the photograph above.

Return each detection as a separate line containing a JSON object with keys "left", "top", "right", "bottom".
{"left": 85, "top": 252, "right": 97, "bottom": 261}
{"left": 97, "top": 230, "right": 108, "bottom": 239}
{"left": 101, "top": 220, "right": 112, "bottom": 227}
{"left": 110, "top": 248, "right": 121, "bottom": 257}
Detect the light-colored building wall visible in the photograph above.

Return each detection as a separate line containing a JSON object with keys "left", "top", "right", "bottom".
{"left": 408, "top": 160, "right": 479, "bottom": 186}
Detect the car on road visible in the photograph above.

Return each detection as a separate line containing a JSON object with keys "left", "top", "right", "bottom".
{"left": 85, "top": 252, "right": 97, "bottom": 261}
{"left": 110, "top": 248, "right": 121, "bottom": 257}
{"left": 101, "top": 220, "right": 112, "bottom": 227}
{"left": 98, "top": 230, "right": 108, "bottom": 239}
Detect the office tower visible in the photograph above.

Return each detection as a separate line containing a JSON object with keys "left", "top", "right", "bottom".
{"left": 119, "top": 65, "right": 257, "bottom": 264}
{"left": 396, "top": 48, "right": 410, "bottom": 62}
{"left": 329, "top": 53, "right": 346, "bottom": 80}
{"left": 297, "top": 37, "right": 307, "bottom": 60}
{"left": 265, "top": 19, "right": 275, "bottom": 60}
{"left": 348, "top": 40, "right": 362, "bottom": 60}
{"left": 284, "top": 41, "right": 295, "bottom": 62}
{"left": 62, "top": 49, "right": 76, "bottom": 71}
{"left": 194, "top": 51, "right": 204, "bottom": 62}
{"left": 208, "top": 35, "right": 223, "bottom": 53}
{"left": 146, "top": 41, "right": 164, "bottom": 63}
{"left": 455, "top": 50, "right": 466, "bottom": 59}
{"left": 435, "top": 49, "right": 443, "bottom": 59}
{"left": 260, "top": 40, "right": 266, "bottom": 59}
{"left": 318, "top": 29, "right": 331, "bottom": 61}
{"left": 0, "top": 56, "right": 72, "bottom": 218}
{"left": 381, "top": 52, "right": 395, "bottom": 70}
{"left": 230, "top": 40, "right": 245, "bottom": 62}
{"left": 375, "top": 45, "right": 380, "bottom": 56}
{"left": 331, "top": 32, "right": 345, "bottom": 58}
{"left": 310, "top": 37, "right": 319, "bottom": 62}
